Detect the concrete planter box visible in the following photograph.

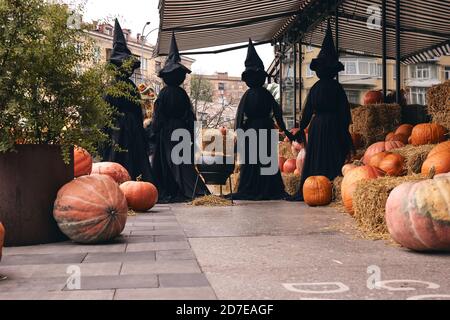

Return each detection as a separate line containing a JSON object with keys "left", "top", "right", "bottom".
{"left": 0, "top": 145, "right": 73, "bottom": 246}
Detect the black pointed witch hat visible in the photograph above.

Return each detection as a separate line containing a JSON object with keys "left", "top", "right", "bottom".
{"left": 109, "top": 19, "right": 140, "bottom": 70}
{"left": 242, "top": 39, "right": 267, "bottom": 81}
{"left": 158, "top": 32, "right": 191, "bottom": 77}
{"left": 310, "top": 20, "right": 344, "bottom": 74}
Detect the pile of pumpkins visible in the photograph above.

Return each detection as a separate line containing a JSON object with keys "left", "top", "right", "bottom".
{"left": 52, "top": 147, "right": 158, "bottom": 244}
{"left": 340, "top": 122, "right": 450, "bottom": 252}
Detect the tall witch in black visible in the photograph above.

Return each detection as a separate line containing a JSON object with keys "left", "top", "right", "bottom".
{"left": 101, "top": 19, "right": 155, "bottom": 183}
{"left": 232, "top": 39, "right": 296, "bottom": 200}
{"left": 151, "top": 33, "right": 209, "bottom": 203}
{"left": 290, "top": 21, "right": 353, "bottom": 201}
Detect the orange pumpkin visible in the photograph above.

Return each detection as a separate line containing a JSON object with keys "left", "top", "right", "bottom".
{"left": 53, "top": 175, "right": 128, "bottom": 244}
{"left": 379, "top": 153, "right": 406, "bottom": 176}
{"left": 342, "top": 166, "right": 385, "bottom": 214}
{"left": 351, "top": 133, "right": 364, "bottom": 149}
{"left": 385, "top": 132, "right": 395, "bottom": 141}
{"left": 342, "top": 163, "right": 358, "bottom": 176}
{"left": 294, "top": 169, "right": 301, "bottom": 176}
{"left": 395, "top": 124, "right": 414, "bottom": 138}
{"left": 120, "top": 181, "right": 158, "bottom": 212}
{"left": 368, "top": 151, "right": 391, "bottom": 168}
{"left": 410, "top": 123, "right": 447, "bottom": 146}
{"left": 428, "top": 141, "right": 450, "bottom": 159}
{"left": 91, "top": 162, "right": 131, "bottom": 184}
{"left": 386, "top": 174, "right": 450, "bottom": 251}
{"left": 386, "top": 133, "right": 409, "bottom": 145}
{"left": 279, "top": 156, "right": 287, "bottom": 173}
{"left": 303, "top": 176, "right": 332, "bottom": 207}
{"left": 421, "top": 151, "right": 450, "bottom": 175}
{"left": 363, "top": 141, "right": 405, "bottom": 164}
{"left": 363, "top": 90, "right": 383, "bottom": 105}
{"left": 74, "top": 147, "right": 93, "bottom": 178}
{"left": 0, "top": 222, "right": 4, "bottom": 262}
{"left": 283, "top": 159, "right": 297, "bottom": 174}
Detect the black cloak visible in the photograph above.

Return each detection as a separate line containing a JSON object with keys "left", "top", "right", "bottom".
{"left": 151, "top": 33, "right": 209, "bottom": 203}
{"left": 100, "top": 19, "right": 155, "bottom": 183}
{"left": 290, "top": 20, "right": 353, "bottom": 201}
{"left": 231, "top": 39, "right": 295, "bottom": 201}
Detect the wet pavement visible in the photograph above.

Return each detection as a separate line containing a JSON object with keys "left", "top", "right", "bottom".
{"left": 0, "top": 201, "right": 449, "bottom": 300}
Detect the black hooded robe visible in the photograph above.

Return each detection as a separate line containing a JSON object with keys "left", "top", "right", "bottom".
{"left": 151, "top": 86, "right": 210, "bottom": 203}
{"left": 233, "top": 87, "right": 291, "bottom": 200}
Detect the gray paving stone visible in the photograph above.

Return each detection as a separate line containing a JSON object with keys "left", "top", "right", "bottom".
{"left": 114, "top": 287, "right": 216, "bottom": 300}
{"left": 131, "top": 229, "right": 185, "bottom": 236}
{"left": 156, "top": 250, "right": 196, "bottom": 261}
{"left": 121, "top": 260, "right": 201, "bottom": 275}
{"left": 159, "top": 274, "right": 210, "bottom": 288}
{"left": 133, "top": 222, "right": 179, "bottom": 228}
{"left": 83, "top": 251, "right": 156, "bottom": 263}
{"left": 155, "top": 235, "right": 187, "bottom": 242}
{"left": 121, "top": 235, "right": 155, "bottom": 244}
{"left": 126, "top": 242, "right": 190, "bottom": 252}
{"left": 0, "top": 290, "right": 115, "bottom": 300}
{"left": 62, "top": 275, "right": 158, "bottom": 291}
{"left": 3, "top": 242, "right": 126, "bottom": 255}
{"left": 0, "top": 253, "right": 87, "bottom": 266}
{"left": 0, "top": 277, "right": 67, "bottom": 292}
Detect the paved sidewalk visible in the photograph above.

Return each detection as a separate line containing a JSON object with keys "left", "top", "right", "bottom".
{"left": 0, "top": 205, "right": 216, "bottom": 300}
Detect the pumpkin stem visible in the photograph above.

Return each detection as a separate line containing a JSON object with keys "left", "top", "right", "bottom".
{"left": 136, "top": 175, "right": 143, "bottom": 182}
{"left": 428, "top": 166, "right": 436, "bottom": 179}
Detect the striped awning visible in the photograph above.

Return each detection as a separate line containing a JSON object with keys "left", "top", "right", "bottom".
{"left": 301, "top": 0, "right": 450, "bottom": 63}
{"left": 156, "top": 0, "right": 311, "bottom": 55}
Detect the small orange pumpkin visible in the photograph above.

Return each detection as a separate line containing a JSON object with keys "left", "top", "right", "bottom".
{"left": 428, "top": 141, "right": 450, "bottom": 159}
{"left": 74, "top": 147, "right": 93, "bottom": 178}
{"left": 385, "top": 132, "right": 395, "bottom": 141}
{"left": 386, "top": 133, "right": 409, "bottom": 145}
{"left": 342, "top": 163, "right": 358, "bottom": 176}
{"left": 363, "top": 90, "right": 383, "bottom": 105}
{"left": 410, "top": 123, "right": 447, "bottom": 146}
{"left": 363, "top": 141, "right": 405, "bottom": 164}
{"left": 283, "top": 159, "right": 297, "bottom": 174}
{"left": 368, "top": 151, "right": 391, "bottom": 168}
{"left": 395, "top": 124, "right": 414, "bottom": 138}
{"left": 91, "top": 162, "right": 131, "bottom": 184}
{"left": 120, "top": 181, "right": 159, "bottom": 212}
{"left": 303, "top": 176, "right": 332, "bottom": 207}
{"left": 279, "top": 156, "right": 287, "bottom": 173}
{"left": 421, "top": 151, "right": 450, "bottom": 175}
{"left": 379, "top": 153, "right": 406, "bottom": 176}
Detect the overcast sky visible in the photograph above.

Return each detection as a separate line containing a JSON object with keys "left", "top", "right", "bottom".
{"left": 72, "top": 0, "right": 275, "bottom": 77}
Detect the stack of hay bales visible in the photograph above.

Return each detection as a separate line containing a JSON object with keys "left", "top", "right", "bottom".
{"left": 279, "top": 141, "right": 301, "bottom": 196}
{"left": 427, "top": 80, "right": 450, "bottom": 131}
{"left": 350, "top": 103, "right": 402, "bottom": 146}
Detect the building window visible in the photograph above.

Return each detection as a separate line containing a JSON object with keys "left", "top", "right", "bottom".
{"left": 341, "top": 59, "right": 381, "bottom": 77}
{"left": 345, "top": 90, "right": 360, "bottom": 104}
{"left": 410, "top": 87, "right": 427, "bottom": 105}
{"left": 306, "top": 63, "right": 315, "bottom": 78}
{"left": 411, "top": 65, "right": 430, "bottom": 80}
{"left": 445, "top": 66, "right": 450, "bottom": 80}
{"left": 218, "top": 82, "right": 225, "bottom": 91}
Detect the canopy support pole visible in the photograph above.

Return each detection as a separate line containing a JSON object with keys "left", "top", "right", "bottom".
{"left": 293, "top": 43, "right": 298, "bottom": 128}
{"left": 395, "top": 0, "right": 401, "bottom": 104}
{"left": 382, "top": 0, "right": 387, "bottom": 102}
{"left": 335, "top": 5, "right": 340, "bottom": 82}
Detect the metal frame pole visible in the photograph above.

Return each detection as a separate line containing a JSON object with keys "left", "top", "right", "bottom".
{"left": 395, "top": 0, "right": 401, "bottom": 104}
{"left": 382, "top": 0, "right": 387, "bottom": 102}
{"left": 293, "top": 43, "right": 298, "bottom": 127}
{"left": 335, "top": 5, "right": 340, "bottom": 82}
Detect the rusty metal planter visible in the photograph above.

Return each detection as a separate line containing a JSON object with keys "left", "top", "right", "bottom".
{"left": 0, "top": 145, "right": 73, "bottom": 246}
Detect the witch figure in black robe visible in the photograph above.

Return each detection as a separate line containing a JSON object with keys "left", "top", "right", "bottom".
{"left": 232, "top": 39, "right": 296, "bottom": 201}
{"left": 101, "top": 19, "right": 155, "bottom": 183}
{"left": 290, "top": 21, "right": 353, "bottom": 201}
{"left": 151, "top": 33, "right": 209, "bottom": 203}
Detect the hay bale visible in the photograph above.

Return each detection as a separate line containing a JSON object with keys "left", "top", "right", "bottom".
{"left": 390, "top": 144, "right": 435, "bottom": 174}
{"left": 353, "top": 175, "right": 425, "bottom": 240}
{"left": 350, "top": 103, "right": 401, "bottom": 146}
{"left": 401, "top": 104, "right": 430, "bottom": 125}
{"left": 427, "top": 81, "right": 450, "bottom": 130}
{"left": 282, "top": 173, "right": 301, "bottom": 196}
{"left": 279, "top": 141, "right": 295, "bottom": 159}
{"left": 190, "top": 195, "right": 232, "bottom": 207}
{"left": 332, "top": 176, "right": 343, "bottom": 202}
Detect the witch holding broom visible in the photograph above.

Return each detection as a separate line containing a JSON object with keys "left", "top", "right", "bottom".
{"left": 289, "top": 21, "right": 353, "bottom": 201}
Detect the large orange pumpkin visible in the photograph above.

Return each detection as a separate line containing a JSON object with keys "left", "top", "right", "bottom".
{"left": 342, "top": 166, "right": 385, "bottom": 214}
{"left": 395, "top": 124, "right": 414, "bottom": 138}
{"left": 303, "top": 176, "right": 332, "bottom": 207}
{"left": 53, "top": 175, "right": 128, "bottom": 244}
{"left": 385, "top": 174, "right": 450, "bottom": 251}
{"left": 0, "top": 222, "right": 4, "bottom": 262}
{"left": 363, "top": 90, "right": 383, "bottom": 105}
{"left": 428, "top": 141, "right": 450, "bottom": 159}
{"left": 421, "top": 151, "right": 450, "bottom": 175}
{"left": 91, "top": 162, "right": 131, "bottom": 184}
{"left": 363, "top": 141, "right": 405, "bottom": 164}
{"left": 386, "top": 133, "right": 409, "bottom": 145}
{"left": 74, "top": 147, "right": 93, "bottom": 178}
{"left": 379, "top": 153, "right": 406, "bottom": 176}
{"left": 410, "top": 123, "right": 447, "bottom": 146}
{"left": 368, "top": 151, "right": 391, "bottom": 168}
{"left": 283, "top": 159, "right": 297, "bottom": 174}
{"left": 120, "top": 181, "right": 158, "bottom": 212}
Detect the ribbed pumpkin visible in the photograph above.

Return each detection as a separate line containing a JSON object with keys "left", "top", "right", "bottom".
{"left": 368, "top": 151, "right": 391, "bottom": 168}
{"left": 303, "top": 176, "right": 332, "bottom": 207}
{"left": 342, "top": 163, "right": 358, "bottom": 176}
{"left": 0, "top": 222, "right": 4, "bottom": 262}
{"left": 363, "top": 141, "right": 405, "bottom": 164}
{"left": 120, "top": 181, "right": 158, "bottom": 212}
{"left": 421, "top": 151, "right": 450, "bottom": 175}
{"left": 53, "top": 175, "right": 128, "bottom": 244}
{"left": 395, "top": 124, "right": 414, "bottom": 138}
{"left": 342, "top": 166, "right": 385, "bottom": 214}
{"left": 379, "top": 153, "right": 406, "bottom": 176}
{"left": 428, "top": 141, "right": 450, "bottom": 159}
{"left": 385, "top": 174, "right": 450, "bottom": 251}
{"left": 351, "top": 133, "right": 364, "bottom": 149}
{"left": 386, "top": 133, "right": 408, "bottom": 145}
{"left": 91, "top": 162, "right": 131, "bottom": 184}
{"left": 74, "top": 147, "right": 93, "bottom": 178}
{"left": 279, "top": 156, "right": 286, "bottom": 173}
{"left": 363, "top": 90, "right": 383, "bottom": 105}
{"left": 410, "top": 123, "right": 447, "bottom": 146}
{"left": 283, "top": 159, "right": 297, "bottom": 174}
{"left": 385, "top": 132, "right": 395, "bottom": 141}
